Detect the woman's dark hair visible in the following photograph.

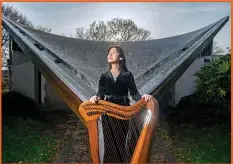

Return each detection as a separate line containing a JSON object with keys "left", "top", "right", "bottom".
{"left": 107, "top": 45, "right": 128, "bottom": 71}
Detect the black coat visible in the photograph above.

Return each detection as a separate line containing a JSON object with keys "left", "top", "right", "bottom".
{"left": 96, "top": 70, "right": 142, "bottom": 163}
{"left": 96, "top": 70, "right": 141, "bottom": 105}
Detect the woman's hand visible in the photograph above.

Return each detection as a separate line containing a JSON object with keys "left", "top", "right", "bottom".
{"left": 90, "top": 95, "right": 100, "bottom": 104}
{"left": 141, "top": 94, "right": 153, "bottom": 102}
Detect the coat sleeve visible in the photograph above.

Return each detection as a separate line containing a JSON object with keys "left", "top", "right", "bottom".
{"left": 96, "top": 73, "right": 106, "bottom": 100}
{"left": 128, "top": 72, "right": 141, "bottom": 102}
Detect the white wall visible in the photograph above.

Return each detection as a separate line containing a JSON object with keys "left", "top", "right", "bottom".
{"left": 174, "top": 57, "right": 205, "bottom": 105}
{"left": 12, "top": 61, "right": 35, "bottom": 99}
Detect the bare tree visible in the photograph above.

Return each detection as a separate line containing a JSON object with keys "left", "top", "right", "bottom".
{"left": 76, "top": 27, "right": 90, "bottom": 40}
{"left": 2, "top": 5, "right": 34, "bottom": 28}
{"left": 107, "top": 18, "right": 151, "bottom": 41}
{"left": 213, "top": 41, "right": 224, "bottom": 55}
{"left": 76, "top": 17, "right": 152, "bottom": 41}
{"left": 2, "top": 4, "right": 52, "bottom": 69}
{"left": 36, "top": 25, "right": 52, "bottom": 33}
{"left": 2, "top": 29, "right": 9, "bottom": 69}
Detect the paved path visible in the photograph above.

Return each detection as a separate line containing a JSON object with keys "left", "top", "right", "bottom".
{"left": 54, "top": 118, "right": 178, "bottom": 163}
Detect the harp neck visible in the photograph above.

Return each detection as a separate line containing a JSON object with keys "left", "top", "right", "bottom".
{"left": 79, "top": 98, "right": 156, "bottom": 121}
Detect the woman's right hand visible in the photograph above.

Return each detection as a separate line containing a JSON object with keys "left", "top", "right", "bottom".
{"left": 90, "top": 95, "right": 100, "bottom": 104}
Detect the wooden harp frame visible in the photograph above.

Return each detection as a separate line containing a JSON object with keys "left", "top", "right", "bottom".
{"left": 79, "top": 97, "right": 159, "bottom": 164}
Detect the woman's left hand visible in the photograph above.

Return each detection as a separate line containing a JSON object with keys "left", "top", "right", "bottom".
{"left": 141, "top": 94, "right": 153, "bottom": 102}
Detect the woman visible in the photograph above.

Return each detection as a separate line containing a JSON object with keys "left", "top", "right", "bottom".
{"left": 90, "top": 45, "right": 153, "bottom": 163}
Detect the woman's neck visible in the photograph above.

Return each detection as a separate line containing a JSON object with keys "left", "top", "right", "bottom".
{"left": 111, "top": 64, "right": 120, "bottom": 72}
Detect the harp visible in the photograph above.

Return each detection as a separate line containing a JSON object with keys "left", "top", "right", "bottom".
{"left": 79, "top": 97, "right": 159, "bottom": 163}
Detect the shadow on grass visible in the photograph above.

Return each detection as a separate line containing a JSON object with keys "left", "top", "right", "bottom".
{"left": 3, "top": 92, "right": 44, "bottom": 119}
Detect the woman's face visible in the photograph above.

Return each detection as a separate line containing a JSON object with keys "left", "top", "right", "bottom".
{"left": 107, "top": 48, "right": 120, "bottom": 63}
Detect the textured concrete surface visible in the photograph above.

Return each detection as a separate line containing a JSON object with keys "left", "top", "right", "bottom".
{"left": 21, "top": 21, "right": 214, "bottom": 85}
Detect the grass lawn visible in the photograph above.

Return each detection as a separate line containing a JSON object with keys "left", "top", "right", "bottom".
{"left": 158, "top": 121, "right": 230, "bottom": 163}
{"left": 2, "top": 92, "right": 77, "bottom": 163}
{"left": 158, "top": 97, "right": 230, "bottom": 163}
{"left": 3, "top": 117, "right": 59, "bottom": 163}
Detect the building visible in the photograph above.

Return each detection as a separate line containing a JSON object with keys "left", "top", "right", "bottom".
{"left": 2, "top": 69, "right": 9, "bottom": 78}
{"left": 2, "top": 16, "right": 229, "bottom": 113}
{"left": 2, "top": 69, "right": 9, "bottom": 90}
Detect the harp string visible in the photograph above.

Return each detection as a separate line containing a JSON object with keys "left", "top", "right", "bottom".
{"left": 118, "top": 116, "right": 132, "bottom": 162}
{"left": 102, "top": 115, "right": 121, "bottom": 163}
{"left": 105, "top": 115, "right": 128, "bottom": 163}
{"left": 117, "top": 109, "right": 140, "bottom": 162}
{"left": 125, "top": 115, "right": 140, "bottom": 158}
{"left": 104, "top": 115, "right": 121, "bottom": 163}
{"left": 101, "top": 105, "right": 148, "bottom": 163}
{"left": 105, "top": 115, "right": 131, "bottom": 163}
{"left": 126, "top": 107, "right": 147, "bottom": 157}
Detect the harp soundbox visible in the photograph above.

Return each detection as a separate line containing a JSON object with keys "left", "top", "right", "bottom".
{"left": 79, "top": 97, "right": 159, "bottom": 163}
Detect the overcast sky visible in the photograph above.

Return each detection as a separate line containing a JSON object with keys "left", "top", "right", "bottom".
{"left": 4, "top": 2, "right": 231, "bottom": 52}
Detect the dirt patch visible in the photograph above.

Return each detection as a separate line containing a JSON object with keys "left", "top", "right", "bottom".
{"left": 61, "top": 123, "right": 92, "bottom": 163}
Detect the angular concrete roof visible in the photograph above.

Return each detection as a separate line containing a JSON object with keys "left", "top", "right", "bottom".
{"left": 2, "top": 16, "right": 229, "bottom": 102}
